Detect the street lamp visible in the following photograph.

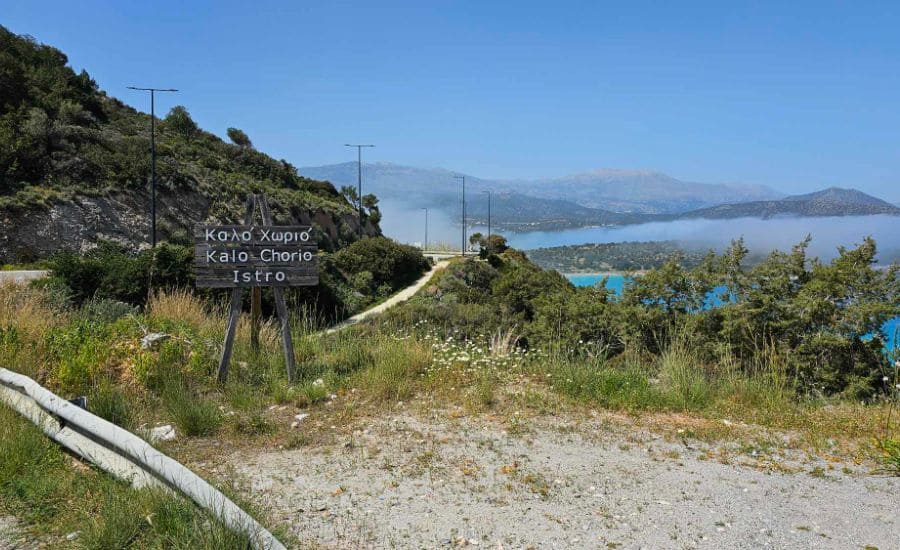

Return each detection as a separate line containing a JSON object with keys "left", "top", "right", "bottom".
{"left": 421, "top": 208, "right": 428, "bottom": 250}
{"left": 344, "top": 144, "right": 375, "bottom": 238}
{"left": 483, "top": 190, "right": 491, "bottom": 240}
{"left": 127, "top": 86, "right": 178, "bottom": 247}
{"left": 453, "top": 176, "right": 466, "bottom": 256}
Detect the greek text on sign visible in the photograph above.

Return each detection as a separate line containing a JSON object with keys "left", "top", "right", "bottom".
{"left": 194, "top": 224, "right": 318, "bottom": 288}
{"left": 203, "top": 226, "right": 312, "bottom": 244}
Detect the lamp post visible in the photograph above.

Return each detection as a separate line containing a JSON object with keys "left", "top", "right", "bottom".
{"left": 344, "top": 144, "right": 375, "bottom": 238}
{"left": 484, "top": 190, "right": 491, "bottom": 239}
{"left": 127, "top": 86, "right": 178, "bottom": 247}
{"left": 453, "top": 176, "right": 466, "bottom": 256}
{"left": 421, "top": 208, "right": 428, "bottom": 250}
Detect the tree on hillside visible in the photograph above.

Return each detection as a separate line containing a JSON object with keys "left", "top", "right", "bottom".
{"left": 226, "top": 127, "right": 253, "bottom": 148}
{"left": 362, "top": 193, "right": 381, "bottom": 223}
{"left": 164, "top": 106, "right": 198, "bottom": 139}
{"left": 340, "top": 185, "right": 359, "bottom": 204}
{"left": 361, "top": 193, "right": 378, "bottom": 210}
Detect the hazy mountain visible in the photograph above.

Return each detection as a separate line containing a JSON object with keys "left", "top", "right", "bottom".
{"left": 515, "top": 169, "right": 783, "bottom": 213}
{"left": 677, "top": 187, "right": 900, "bottom": 220}
{"left": 463, "top": 191, "right": 646, "bottom": 231}
{"left": 300, "top": 162, "right": 783, "bottom": 215}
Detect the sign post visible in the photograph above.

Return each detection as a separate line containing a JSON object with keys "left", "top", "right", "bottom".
{"left": 195, "top": 194, "right": 318, "bottom": 383}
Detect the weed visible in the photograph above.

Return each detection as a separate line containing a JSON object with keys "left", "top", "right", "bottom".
{"left": 89, "top": 378, "right": 133, "bottom": 428}
{"left": 164, "top": 384, "right": 222, "bottom": 437}
{"left": 875, "top": 438, "right": 900, "bottom": 475}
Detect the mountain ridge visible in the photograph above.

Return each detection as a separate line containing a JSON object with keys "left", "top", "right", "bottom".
{"left": 300, "top": 162, "right": 897, "bottom": 230}
{"left": 678, "top": 187, "right": 900, "bottom": 220}
{"left": 300, "top": 162, "right": 783, "bottom": 215}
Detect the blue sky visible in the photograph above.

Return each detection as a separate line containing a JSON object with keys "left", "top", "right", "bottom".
{"left": 4, "top": 1, "right": 899, "bottom": 201}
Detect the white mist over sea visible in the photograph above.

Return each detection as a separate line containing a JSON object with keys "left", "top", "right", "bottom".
{"left": 380, "top": 199, "right": 900, "bottom": 263}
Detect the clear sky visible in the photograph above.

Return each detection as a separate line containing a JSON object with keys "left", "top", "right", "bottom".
{"left": 4, "top": 1, "right": 899, "bottom": 201}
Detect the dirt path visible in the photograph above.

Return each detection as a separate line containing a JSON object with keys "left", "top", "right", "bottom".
{"left": 324, "top": 261, "right": 449, "bottom": 334}
{"left": 222, "top": 413, "right": 899, "bottom": 549}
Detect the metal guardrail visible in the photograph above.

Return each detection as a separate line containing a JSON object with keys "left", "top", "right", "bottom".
{"left": 0, "top": 368, "right": 286, "bottom": 550}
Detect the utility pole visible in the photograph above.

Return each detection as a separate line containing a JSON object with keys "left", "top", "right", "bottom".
{"left": 128, "top": 86, "right": 178, "bottom": 247}
{"left": 454, "top": 176, "right": 466, "bottom": 256}
{"left": 344, "top": 144, "right": 375, "bottom": 238}
{"left": 421, "top": 208, "right": 428, "bottom": 250}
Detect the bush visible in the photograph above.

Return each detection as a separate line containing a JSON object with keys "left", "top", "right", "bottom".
{"left": 48, "top": 240, "right": 194, "bottom": 306}
{"left": 332, "top": 236, "right": 429, "bottom": 294}
{"left": 82, "top": 297, "right": 138, "bottom": 323}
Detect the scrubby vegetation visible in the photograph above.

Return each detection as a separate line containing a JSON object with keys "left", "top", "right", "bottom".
{"left": 0, "top": 26, "right": 376, "bottom": 256}
{"left": 0, "top": 237, "right": 896, "bottom": 456}
{"left": 41, "top": 236, "right": 429, "bottom": 321}
{"left": 390, "top": 237, "right": 899, "bottom": 400}
{"left": 1, "top": 235, "right": 898, "bottom": 546}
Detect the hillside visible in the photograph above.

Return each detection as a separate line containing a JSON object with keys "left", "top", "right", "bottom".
{"left": 0, "top": 26, "right": 378, "bottom": 263}
{"left": 677, "top": 187, "right": 900, "bottom": 220}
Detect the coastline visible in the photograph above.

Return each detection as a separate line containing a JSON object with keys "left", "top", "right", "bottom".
{"left": 559, "top": 270, "right": 647, "bottom": 277}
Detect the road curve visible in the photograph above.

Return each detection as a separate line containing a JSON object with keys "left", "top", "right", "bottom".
{"left": 324, "top": 260, "right": 450, "bottom": 334}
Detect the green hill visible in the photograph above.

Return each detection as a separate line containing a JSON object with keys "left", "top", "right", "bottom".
{"left": 0, "top": 25, "right": 379, "bottom": 262}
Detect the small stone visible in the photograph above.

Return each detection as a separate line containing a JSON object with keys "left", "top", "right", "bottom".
{"left": 148, "top": 425, "right": 176, "bottom": 443}
{"left": 140, "top": 332, "right": 169, "bottom": 350}
{"left": 66, "top": 531, "right": 80, "bottom": 541}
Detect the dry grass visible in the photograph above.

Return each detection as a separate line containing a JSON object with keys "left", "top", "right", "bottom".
{"left": 147, "top": 289, "right": 220, "bottom": 332}
{"left": 0, "top": 282, "right": 64, "bottom": 338}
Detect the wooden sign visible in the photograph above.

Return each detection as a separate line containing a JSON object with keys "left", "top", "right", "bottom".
{"left": 195, "top": 194, "right": 317, "bottom": 383}
{"left": 194, "top": 225, "right": 318, "bottom": 288}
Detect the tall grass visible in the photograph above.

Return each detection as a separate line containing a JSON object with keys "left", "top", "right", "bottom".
{"left": 548, "top": 341, "right": 796, "bottom": 416}
{"left": 0, "top": 406, "right": 251, "bottom": 547}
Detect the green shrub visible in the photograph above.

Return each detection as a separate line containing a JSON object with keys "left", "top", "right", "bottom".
{"left": 45, "top": 320, "right": 111, "bottom": 394}
{"left": 82, "top": 297, "right": 138, "bottom": 323}
{"left": 332, "top": 236, "right": 429, "bottom": 293}
{"left": 48, "top": 240, "right": 194, "bottom": 306}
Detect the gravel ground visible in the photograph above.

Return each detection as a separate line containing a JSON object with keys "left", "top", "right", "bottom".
{"left": 224, "top": 413, "right": 900, "bottom": 550}
{"left": 0, "top": 516, "right": 43, "bottom": 550}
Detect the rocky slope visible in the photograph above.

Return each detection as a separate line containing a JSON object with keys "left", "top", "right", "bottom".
{"left": 0, "top": 26, "right": 378, "bottom": 263}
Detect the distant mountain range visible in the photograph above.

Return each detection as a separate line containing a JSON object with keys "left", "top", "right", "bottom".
{"left": 678, "top": 188, "right": 900, "bottom": 220}
{"left": 300, "top": 162, "right": 899, "bottom": 231}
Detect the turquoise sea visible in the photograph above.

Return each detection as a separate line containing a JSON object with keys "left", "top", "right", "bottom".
{"left": 566, "top": 273, "right": 899, "bottom": 352}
